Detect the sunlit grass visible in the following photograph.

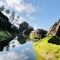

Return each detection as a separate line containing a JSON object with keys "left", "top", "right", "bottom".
{"left": 33, "top": 36, "right": 60, "bottom": 60}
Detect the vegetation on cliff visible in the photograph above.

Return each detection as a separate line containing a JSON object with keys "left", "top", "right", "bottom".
{"left": 34, "top": 36, "right": 60, "bottom": 60}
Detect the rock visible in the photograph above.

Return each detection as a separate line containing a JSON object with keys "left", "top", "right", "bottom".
{"left": 0, "top": 12, "right": 11, "bottom": 30}
{"left": 47, "top": 19, "right": 60, "bottom": 37}
{"left": 0, "top": 12, "right": 17, "bottom": 32}
{"left": 33, "top": 36, "right": 60, "bottom": 60}
{"left": 17, "top": 34, "right": 27, "bottom": 44}
{"left": 29, "top": 29, "right": 47, "bottom": 42}
{"left": 18, "top": 26, "right": 33, "bottom": 44}
{"left": 22, "top": 26, "right": 33, "bottom": 38}
{"left": 19, "top": 22, "right": 29, "bottom": 31}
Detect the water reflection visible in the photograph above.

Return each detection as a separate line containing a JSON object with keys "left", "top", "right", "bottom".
{"left": 0, "top": 37, "right": 36, "bottom": 60}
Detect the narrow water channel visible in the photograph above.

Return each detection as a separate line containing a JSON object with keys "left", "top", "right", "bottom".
{"left": 0, "top": 37, "right": 36, "bottom": 60}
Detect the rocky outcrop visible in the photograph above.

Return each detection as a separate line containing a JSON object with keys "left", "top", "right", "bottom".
{"left": 19, "top": 22, "right": 29, "bottom": 31}
{"left": 22, "top": 26, "right": 33, "bottom": 38}
{"left": 30, "top": 29, "right": 47, "bottom": 38}
{"left": 0, "top": 12, "right": 11, "bottom": 30}
{"left": 0, "top": 12, "right": 33, "bottom": 44}
{"left": 0, "top": 12, "right": 17, "bottom": 33}
{"left": 18, "top": 24, "right": 33, "bottom": 44}
{"left": 29, "top": 29, "right": 47, "bottom": 42}
{"left": 47, "top": 19, "right": 60, "bottom": 37}
{"left": 19, "top": 22, "right": 33, "bottom": 37}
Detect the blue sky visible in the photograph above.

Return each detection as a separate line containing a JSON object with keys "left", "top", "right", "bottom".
{"left": 0, "top": 0, "right": 60, "bottom": 30}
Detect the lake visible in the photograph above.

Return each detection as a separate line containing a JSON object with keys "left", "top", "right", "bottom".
{"left": 0, "top": 37, "right": 36, "bottom": 60}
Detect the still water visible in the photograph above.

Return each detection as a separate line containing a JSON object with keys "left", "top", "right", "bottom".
{"left": 0, "top": 37, "right": 36, "bottom": 60}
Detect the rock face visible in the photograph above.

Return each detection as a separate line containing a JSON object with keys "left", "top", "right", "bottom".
{"left": 29, "top": 29, "right": 47, "bottom": 42}
{"left": 47, "top": 20, "right": 60, "bottom": 37}
{"left": 31, "top": 29, "right": 47, "bottom": 36}
{"left": 19, "top": 22, "right": 29, "bottom": 31}
{"left": 0, "top": 12, "right": 11, "bottom": 30}
{"left": 0, "top": 12, "right": 17, "bottom": 32}
{"left": 18, "top": 22, "right": 33, "bottom": 44}
{"left": 19, "top": 21, "right": 33, "bottom": 37}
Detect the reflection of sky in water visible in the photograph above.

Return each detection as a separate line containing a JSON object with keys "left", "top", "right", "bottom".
{"left": 0, "top": 39, "right": 36, "bottom": 60}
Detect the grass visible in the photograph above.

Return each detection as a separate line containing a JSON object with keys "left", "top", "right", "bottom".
{"left": 33, "top": 36, "right": 60, "bottom": 60}
{"left": 0, "top": 30, "right": 15, "bottom": 40}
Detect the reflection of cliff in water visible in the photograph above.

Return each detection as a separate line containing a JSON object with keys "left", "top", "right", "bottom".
{"left": 0, "top": 12, "right": 33, "bottom": 51}
{"left": 0, "top": 35, "right": 29, "bottom": 51}
{"left": 0, "top": 37, "right": 14, "bottom": 51}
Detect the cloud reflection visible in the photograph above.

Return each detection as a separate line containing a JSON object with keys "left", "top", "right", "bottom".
{"left": 0, "top": 41, "right": 36, "bottom": 60}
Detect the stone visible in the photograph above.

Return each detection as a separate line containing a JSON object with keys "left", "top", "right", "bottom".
{"left": 19, "top": 22, "right": 29, "bottom": 30}
{"left": 47, "top": 19, "right": 60, "bottom": 37}
{"left": 29, "top": 29, "right": 47, "bottom": 42}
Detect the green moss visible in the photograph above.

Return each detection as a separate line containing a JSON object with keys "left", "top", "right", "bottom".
{"left": 33, "top": 36, "right": 60, "bottom": 60}
{"left": 29, "top": 33, "right": 41, "bottom": 42}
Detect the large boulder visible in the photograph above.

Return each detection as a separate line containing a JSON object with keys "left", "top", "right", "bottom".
{"left": 19, "top": 22, "right": 29, "bottom": 32}
{"left": 29, "top": 29, "right": 47, "bottom": 42}
{"left": 47, "top": 19, "right": 60, "bottom": 37}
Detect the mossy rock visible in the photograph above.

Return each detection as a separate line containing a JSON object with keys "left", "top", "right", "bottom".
{"left": 29, "top": 29, "right": 47, "bottom": 42}
{"left": 33, "top": 36, "right": 60, "bottom": 60}
{"left": 29, "top": 33, "right": 41, "bottom": 42}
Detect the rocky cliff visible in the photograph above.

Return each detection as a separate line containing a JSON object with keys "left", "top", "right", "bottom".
{"left": 47, "top": 19, "right": 60, "bottom": 37}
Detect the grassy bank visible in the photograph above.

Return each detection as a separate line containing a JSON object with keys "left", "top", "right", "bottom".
{"left": 33, "top": 36, "right": 60, "bottom": 60}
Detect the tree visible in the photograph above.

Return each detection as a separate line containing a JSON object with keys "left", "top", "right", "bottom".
{"left": 10, "top": 11, "right": 15, "bottom": 23}
{"left": 0, "top": 5, "right": 4, "bottom": 11}
{"left": 5, "top": 9, "right": 10, "bottom": 14}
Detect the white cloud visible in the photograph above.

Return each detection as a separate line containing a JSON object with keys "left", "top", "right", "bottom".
{"left": 5, "top": 0, "right": 36, "bottom": 13}
{"left": 5, "top": 0, "right": 21, "bottom": 7}
{"left": 21, "top": 48, "right": 30, "bottom": 53}
{"left": 0, "top": 51, "right": 29, "bottom": 60}
{"left": 0, "top": 1, "right": 3, "bottom": 7}
{"left": 27, "top": 14, "right": 34, "bottom": 20}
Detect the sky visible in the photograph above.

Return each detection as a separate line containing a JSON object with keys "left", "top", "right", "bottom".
{"left": 0, "top": 0, "right": 60, "bottom": 30}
